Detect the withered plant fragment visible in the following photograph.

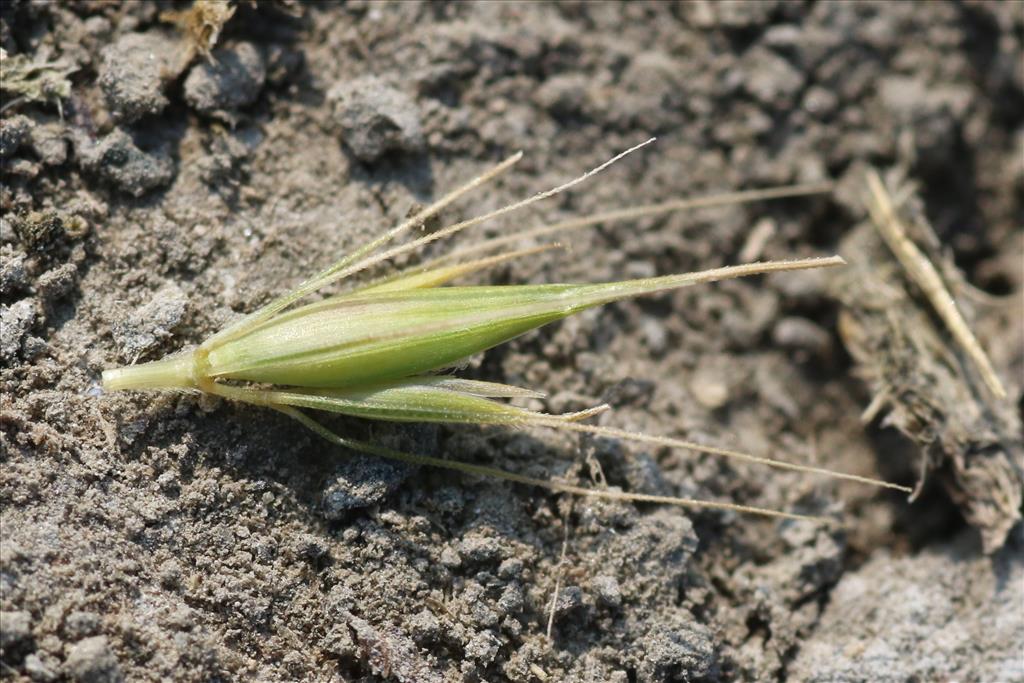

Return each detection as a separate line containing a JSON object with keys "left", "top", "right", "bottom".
{"left": 832, "top": 167, "right": 1022, "bottom": 552}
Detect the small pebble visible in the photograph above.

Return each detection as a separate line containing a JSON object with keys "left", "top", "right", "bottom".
{"left": 407, "top": 609, "right": 440, "bottom": 645}
{"left": 642, "top": 317, "right": 668, "bottom": 356}
{"left": 769, "top": 267, "right": 829, "bottom": 306}
{"left": 22, "top": 335, "right": 47, "bottom": 360}
{"left": 690, "top": 359, "right": 731, "bottom": 410}
{"left": 0, "top": 247, "right": 29, "bottom": 295}
{"left": 24, "top": 653, "right": 57, "bottom": 682}
{"left": 439, "top": 546, "right": 462, "bottom": 569}
{"left": 739, "top": 47, "right": 804, "bottom": 109}
{"left": 63, "top": 611, "right": 100, "bottom": 640}
{"left": 592, "top": 575, "right": 623, "bottom": 609}
{"left": 554, "top": 585, "right": 584, "bottom": 616}
{"left": 459, "top": 533, "right": 504, "bottom": 564}
{"left": 497, "top": 557, "right": 524, "bottom": 579}
{"left": 497, "top": 583, "right": 525, "bottom": 615}
{"left": 463, "top": 632, "right": 501, "bottom": 665}
{"left": 535, "top": 73, "right": 590, "bottom": 117}
{"left": 772, "top": 316, "right": 832, "bottom": 359}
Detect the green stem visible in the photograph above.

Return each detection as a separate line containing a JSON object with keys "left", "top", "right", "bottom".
{"left": 102, "top": 353, "right": 197, "bottom": 392}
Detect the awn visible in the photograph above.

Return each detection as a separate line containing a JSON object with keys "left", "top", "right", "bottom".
{"left": 103, "top": 139, "right": 910, "bottom": 521}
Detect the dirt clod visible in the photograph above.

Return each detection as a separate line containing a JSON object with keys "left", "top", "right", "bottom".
{"left": 110, "top": 285, "right": 187, "bottom": 362}
{"left": 98, "top": 32, "right": 183, "bottom": 123}
{"left": 183, "top": 41, "right": 266, "bottom": 119}
{"left": 36, "top": 263, "right": 78, "bottom": 303}
{"left": 833, "top": 169, "right": 1023, "bottom": 552}
{"left": 0, "top": 115, "right": 31, "bottom": 159}
{"left": 10, "top": 210, "right": 66, "bottom": 252}
{"left": 75, "top": 128, "right": 175, "bottom": 197}
{"left": 327, "top": 76, "right": 424, "bottom": 161}
{"left": 0, "top": 299, "right": 36, "bottom": 363}
{"left": 321, "top": 454, "right": 417, "bottom": 519}
{"left": 64, "top": 636, "right": 122, "bottom": 683}
{"left": 790, "top": 531, "right": 1024, "bottom": 681}
{"left": 27, "top": 122, "right": 68, "bottom": 167}
{"left": 0, "top": 246, "right": 29, "bottom": 296}
{"left": 0, "top": 610, "right": 32, "bottom": 652}
{"left": 636, "top": 617, "right": 717, "bottom": 682}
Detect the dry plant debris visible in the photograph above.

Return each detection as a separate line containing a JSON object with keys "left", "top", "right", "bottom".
{"left": 0, "top": 49, "right": 75, "bottom": 114}
{"left": 831, "top": 167, "right": 1023, "bottom": 553}
{"left": 160, "top": 0, "right": 238, "bottom": 62}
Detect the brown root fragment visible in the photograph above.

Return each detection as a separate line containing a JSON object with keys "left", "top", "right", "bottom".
{"left": 831, "top": 168, "right": 1023, "bottom": 553}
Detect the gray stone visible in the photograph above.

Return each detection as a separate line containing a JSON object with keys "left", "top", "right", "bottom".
{"left": 535, "top": 73, "right": 590, "bottom": 117}
{"left": 463, "top": 631, "right": 501, "bottom": 665}
{"left": 772, "top": 316, "right": 832, "bottom": 358}
{"left": 553, "top": 585, "right": 584, "bottom": 616}
{"left": 24, "top": 653, "right": 57, "bottom": 682}
{"left": 407, "top": 609, "right": 440, "bottom": 645}
{"left": 63, "top": 611, "right": 100, "bottom": 640}
{"left": 458, "top": 530, "right": 506, "bottom": 564}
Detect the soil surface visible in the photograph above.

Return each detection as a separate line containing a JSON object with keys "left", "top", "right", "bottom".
{"left": 1, "top": 2, "right": 1022, "bottom": 682}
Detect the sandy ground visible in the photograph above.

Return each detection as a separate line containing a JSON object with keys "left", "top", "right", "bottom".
{"left": 1, "top": 2, "right": 1022, "bottom": 682}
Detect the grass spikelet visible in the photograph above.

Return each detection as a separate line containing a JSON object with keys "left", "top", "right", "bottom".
{"left": 102, "top": 141, "right": 911, "bottom": 522}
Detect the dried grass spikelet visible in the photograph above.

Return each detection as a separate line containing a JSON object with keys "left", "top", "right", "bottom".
{"left": 103, "top": 139, "right": 911, "bottom": 522}
{"left": 161, "top": 0, "right": 238, "bottom": 62}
